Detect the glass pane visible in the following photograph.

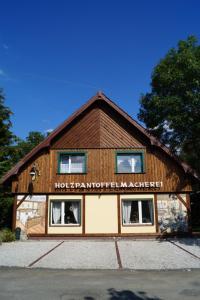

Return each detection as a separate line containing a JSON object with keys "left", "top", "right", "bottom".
{"left": 117, "top": 154, "right": 142, "bottom": 173}
{"left": 117, "top": 155, "right": 132, "bottom": 173}
{"left": 60, "top": 155, "right": 69, "bottom": 173}
{"left": 142, "top": 200, "right": 153, "bottom": 223}
{"left": 134, "top": 154, "right": 142, "bottom": 173}
{"left": 64, "top": 201, "right": 80, "bottom": 224}
{"left": 130, "top": 201, "right": 139, "bottom": 223}
{"left": 71, "top": 155, "right": 85, "bottom": 173}
{"left": 52, "top": 202, "right": 61, "bottom": 224}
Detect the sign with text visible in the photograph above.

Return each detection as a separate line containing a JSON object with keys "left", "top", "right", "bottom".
{"left": 54, "top": 181, "right": 163, "bottom": 189}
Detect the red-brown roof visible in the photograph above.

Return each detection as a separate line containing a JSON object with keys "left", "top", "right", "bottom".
{"left": 1, "top": 91, "right": 199, "bottom": 184}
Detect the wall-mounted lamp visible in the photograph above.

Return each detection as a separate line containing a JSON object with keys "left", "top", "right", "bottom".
{"left": 29, "top": 163, "right": 40, "bottom": 181}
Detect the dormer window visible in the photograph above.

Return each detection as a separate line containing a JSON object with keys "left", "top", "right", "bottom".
{"left": 116, "top": 151, "right": 145, "bottom": 174}
{"left": 58, "top": 152, "right": 86, "bottom": 174}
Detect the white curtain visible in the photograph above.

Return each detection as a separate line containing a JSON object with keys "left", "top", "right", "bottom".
{"left": 52, "top": 202, "right": 61, "bottom": 224}
{"left": 123, "top": 201, "right": 132, "bottom": 224}
{"left": 148, "top": 200, "right": 153, "bottom": 223}
{"left": 71, "top": 202, "right": 79, "bottom": 223}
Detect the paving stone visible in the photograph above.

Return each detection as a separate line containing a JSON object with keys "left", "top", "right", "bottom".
{"left": 118, "top": 240, "right": 200, "bottom": 269}
{"left": 33, "top": 241, "right": 118, "bottom": 269}
{"left": 0, "top": 241, "right": 60, "bottom": 267}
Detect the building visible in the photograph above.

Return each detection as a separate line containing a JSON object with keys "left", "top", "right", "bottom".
{"left": 1, "top": 92, "right": 199, "bottom": 237}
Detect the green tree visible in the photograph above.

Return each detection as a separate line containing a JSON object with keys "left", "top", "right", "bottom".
{"left": 0, "top": 89, "right": 14, "bottom": 177}
{"left": 0, "top": 89, "right": 15, "bottom": 228}
{"left": 10, "top": 131, "right": 45, "bottom": 165}
{"left": 0, "top": 88, "right": 46, "bottom": 228}
{"left": 138, "top": 36, "right": 200, "bottom": 173}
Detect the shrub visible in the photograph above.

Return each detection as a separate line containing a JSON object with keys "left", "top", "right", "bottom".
{"left": 0, "top": 228, "right": 15, "bottom": 242}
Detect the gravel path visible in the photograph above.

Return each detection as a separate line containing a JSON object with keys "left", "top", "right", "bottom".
{"left": 118, "top": 240, "right": 200, "bottom": 269}
{"left": 0, "top": 241, "right": 60, "bottom": 267}
{"left": 170, "top": 238, "right": 200, "bottom": 258}
{"left": 33, "top": 241, "right": 118, "bottom": 269}
{"left": 0, "top": 239, "right": 200, "bottom": 270}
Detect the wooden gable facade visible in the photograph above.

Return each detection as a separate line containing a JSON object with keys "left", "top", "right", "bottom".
{"left": 2, "top": 92, "right": 198, "bottom": 237}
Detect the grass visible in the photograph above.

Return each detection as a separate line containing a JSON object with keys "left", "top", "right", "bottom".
{"left": 0, "top": 228, "right": 15, "bottom": 243}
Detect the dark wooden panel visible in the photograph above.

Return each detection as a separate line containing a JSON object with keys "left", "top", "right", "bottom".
{"left": 100, "top": 109, "right": 144, "bottom": 148}
{"left": 51, "top": 103, "right": 145, "bottom": 149}
{"left": 15, "top": 145, "right": 192, "bottom": 193}
{"left": 52, "top": 107, "right": 101, "bottom": 148}
{"left": 49, "top": 148, "right": 191, "bottom": 193}
{"left": 14, "top": 150, "right": 50, "bottom": 194}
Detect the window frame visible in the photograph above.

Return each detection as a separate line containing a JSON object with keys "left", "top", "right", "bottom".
{"left": 121, "top": 198, "right": 154, "bottom": 226}
{"left": 50, "top": 199, "right": 81, "bottom": 227}
{"left": 115, "top": 150, "right": 145, "bottom": 174}
{"left": 57, "top": 151, "right": 87, "bottom": 174}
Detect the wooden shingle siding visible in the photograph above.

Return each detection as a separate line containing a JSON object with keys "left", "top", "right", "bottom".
{"left": 55, "top": 147, "right": 190, "bottom": 192}
{"left": 52, "top": 105, "right": 101, "bottom": 148}
{"left": 99, "top": 108, "right": 144, "bottom": 148}
{"left": 13, "top": 147, "right": 191, "bottom": 194}
{"left": 52, "top": 102, "right": 145, "bottom": 149}
{"left": 13, "top": 150, "right": 50, "bottom": 194}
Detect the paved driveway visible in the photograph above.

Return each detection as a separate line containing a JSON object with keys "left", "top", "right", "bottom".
{"left": 0, "top": 238, "right": 200, "bottom": 270}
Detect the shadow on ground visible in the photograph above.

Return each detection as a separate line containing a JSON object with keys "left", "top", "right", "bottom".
{"left": 84, "top": 288, "right": 162, "bottom": 300}
{"left": 155, "top": 235, "right": 200, "bottom": 247}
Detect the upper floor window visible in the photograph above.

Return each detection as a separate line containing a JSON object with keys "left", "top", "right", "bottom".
{"left": 116, "top": 151, "right": 144, "bottom": 173}
{"left": 58, "top": 152, "right": 86, "bottom": 174}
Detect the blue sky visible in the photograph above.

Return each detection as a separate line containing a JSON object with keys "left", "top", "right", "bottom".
{"left": 0, "top": 0, "right": 199, "bottom": 139}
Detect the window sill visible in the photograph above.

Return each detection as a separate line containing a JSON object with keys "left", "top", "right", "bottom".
{"left": 56, "top": 173, "right": 87, "bottom": 175}
{"left": 115, "top": 172, "right": 146, "bottom": 175}
{"left": 49, "top": 224, "right": 81, "bottom": 227}
{"left": 122, "top": 223, "right": 153, "bottom": 227}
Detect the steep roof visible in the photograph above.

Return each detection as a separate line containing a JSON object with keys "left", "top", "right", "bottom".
{"left": 1, "top": 91, "right": 199, "bottom": 184}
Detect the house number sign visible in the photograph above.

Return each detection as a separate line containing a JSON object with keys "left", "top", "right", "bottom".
{"left": 54, "top": 181, "right": 163, "bottom": 189}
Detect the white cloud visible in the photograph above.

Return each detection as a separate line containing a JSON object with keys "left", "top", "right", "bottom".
{"left": 44, "top": 128, "right": 54, "bottom": 134}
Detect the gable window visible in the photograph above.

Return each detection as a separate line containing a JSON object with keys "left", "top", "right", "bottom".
{"left": 58, "top": 152, "right": 86, "bottom": 174}
{"left": 51, "top": 200, "right": 81, "bottom": 225}
{"left": 116, "top": 152, "right": 144, "bottom": 173}
{"left": 122, "top": 199, "right": 153, "bottom": 225}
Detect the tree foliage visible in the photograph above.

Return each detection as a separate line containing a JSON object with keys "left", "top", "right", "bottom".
{"left": 0, "top": 89, "right": 14, "bottom": 178}
{"left": 10, "top": 131, "right": 45, "bottom": 166}
{"left": 0, "top": 89, "right": 45, "bottom": 228}
{"left": 138, "top": 36, "right": 200, "bottom": 173}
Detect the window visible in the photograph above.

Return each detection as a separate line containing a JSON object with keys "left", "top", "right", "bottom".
{"left": 51, "top": 200, "right": 81, "bottom": 225}
{"left": 122, "top": 199, "right": 153, "bottom": 225}
{"left": 58, "top": 152, "right": 86, "bottom": 174}
{"left": 116, "top": 152, "right": 144, "bottom": 173}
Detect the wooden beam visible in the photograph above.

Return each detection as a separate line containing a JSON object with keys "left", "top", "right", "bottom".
{"left": 45, "top": 195, "right": 49, "bottom": 235}
{"left": 186, "top": 193, "right": 192, "bottom": 233}
{"left": 154, "top": 193, "right": 159, "bottom": 233}
{"left": 82, "top": 194, "right": 85, "bottom": 235}
{"left": 117, "top": 194, "right": 121, "bottom": 234}
{"left": 16, "top": 195, "right": 28, "bottom": 208}
{"left": 176, "top": 194, "right": 190, "bottom": 211}
{"left": 12, "top": 195, "right": 17, "bottom": 232}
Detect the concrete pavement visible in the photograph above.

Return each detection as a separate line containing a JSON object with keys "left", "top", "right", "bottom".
{"left": 0, "top": 268, "right": 200, "bottom": 299}
{"left": 0, "top": 238, "right": 200, "bottom": 270}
